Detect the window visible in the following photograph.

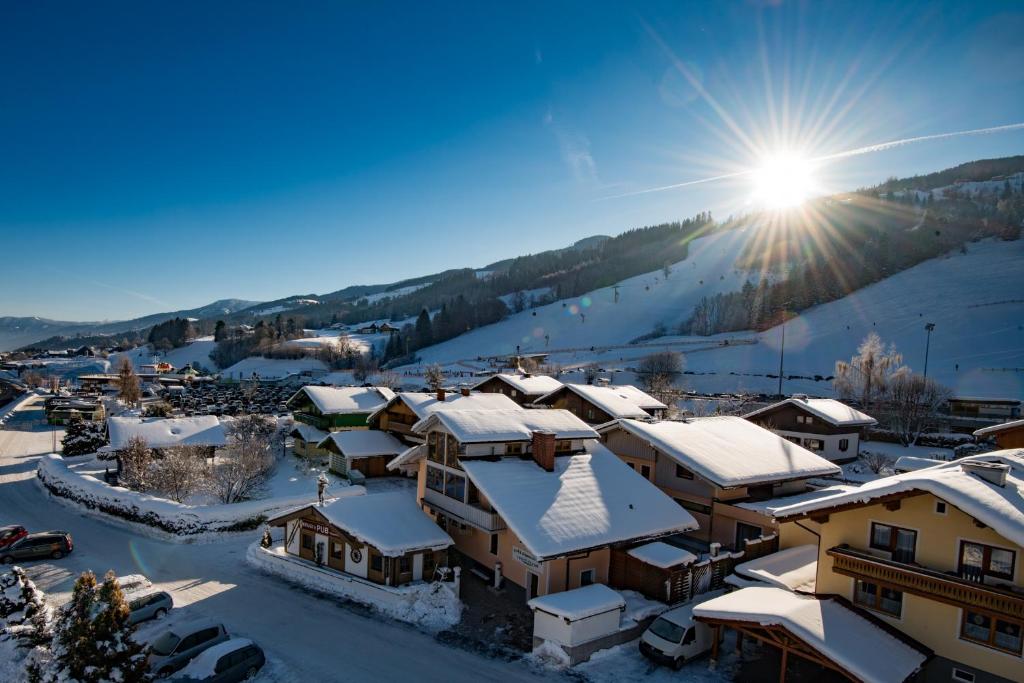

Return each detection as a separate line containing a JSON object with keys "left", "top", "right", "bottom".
{"left": 511, "top": 389, "right": 518, "bottom": 398}
{"left": 506, "top": 442, "right": 523, "bottom": 456}
{"left": 371, "top": 554, "right": 383, "bottom": 572}
{"left": 445, "top": 435, "right": 462, "bottom": 469}
{"left": 489, "top": 534, "right": 498, "bottom": 556}
{"left": 951, "top": 668, "right": 975, "bottom": 683}
{"left": 870, "top": 522, "right": 917, "bottom": 563}
{"left": 579, "top": 569, "right": 595, "bottom": 586}
{"left": 626, "top": 462, "right": 635, "bottom": 470}
{"left": 803, "top": 438, "right": 824, "bottom": 452}
{"left": 796, "top": 414, "right": 813, "bottom": 425}
{"left": 681, "top": 627, "right": 696, "bottom": 646}
{"left": 676, "top": 464, "right": 694, "bottom": 480}
{"left": 427, "top": 432, "right": 442, "bottom": 463}
{"left": 555, "top": 439, "right": 572, "bottom": 453}
{"left": 640, "top": 464, "right": 651, "bottom": 480}
{"left": 839, "top": 438, "right": 849, "bottom": 452}
{"left": 426, "top": 465, "right": 444, "bottom": 493}
{"left": 960, "top": 610, "right": 1023, "bottom": 655}
{"left": 587, "top": 408, "right": 596, "bottom": 420}
{"left": 959, "top": 541, "right": 1016, "bottom": 582}
{"left": 675, "top": 498, "right": 712, "bottom": 516}
{"left": 330, "top": 542, "right": 343, "bottom": 560}
{"left": 444, "top": 472, "right": 466, "bottom": 501}
{"left": 735, "top": 522, "right": 762, "bottom": 549}
{"left": 399, "top": 556, "right": 411, "bottom": 573}
{"left": 854, "top": 580, "right": 903, "bottom": 617}
{"left": 301, "top": 533, "right": 313, "bottom": 550}
{"left": 935, "top": 501, "right": 947, "bottom": 515}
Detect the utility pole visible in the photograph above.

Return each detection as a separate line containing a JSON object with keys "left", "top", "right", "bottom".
{"left": 777, "top": 317, "right": 786, "bottom": 398}
{"left": 923, "top": 323, "right": 935, "bottom": 380}
{"left": 613, "top": 285, "right": 620, "bottom": 304}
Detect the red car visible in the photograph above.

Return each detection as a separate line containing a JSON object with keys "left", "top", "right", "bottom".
{"left": 0, "top": 525, "right": 28, "bottom": 550}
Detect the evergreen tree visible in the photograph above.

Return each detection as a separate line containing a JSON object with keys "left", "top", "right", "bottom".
{"left": 213, "top": 319, "right": 227, "bottom": 342}
{"left": 116, "top": 357, "right": 141, "bottom": 407}
{"left": 61, "top": 414, "right": 108, "bottom": 456}
{"left": 414, "top": 308, "right": 433, "bottom": 349}
{"left": 52, "top": 571, "right": 99, "bottom": 681}
{"left": 91, "top": 573, "right": 147, "bottom": 682}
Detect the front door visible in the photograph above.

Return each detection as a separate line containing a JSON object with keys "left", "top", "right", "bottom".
{"left": 348, "top": 543, "right": 368, "bottom": 578}
{"left": 413, "top": 553, "right": 424, "bottom": 581}
{"left": 315, "top": 533, "right": 328, "bottom": 565}
{"left": 527, "top": 572, "right": 540, "bottom": 600}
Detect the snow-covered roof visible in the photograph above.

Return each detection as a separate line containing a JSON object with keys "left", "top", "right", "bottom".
{"left": 535, "top": 384, "right": 665, "bottom": 418}
{"left": 414, "top": 408, "right": 597, "bottom": 443}
{"left": 745, "top": 396, "right": 877, "bottom": 427}
{"left": 177, "top": 638, "right": 254, "bottom": 680}
{"left": 627, "top": 542, "right": 697, "bottom": 569}
{"left": 602, "top": 417, "right": 840, "bottom": 488}
{"left": 315, "top": 492, "right": 453, "bottom": 556}
{"left": 317, "top": 430, "right": 406, "bottom": 459}
{"left": 974, "top": 417, "right": 1024, "bottom": 437}
{"left": 460, "top": 442, "right": 697, "bottom": 559}
{"left": 693, "top": 587, "right": 927, "bottom": 683}
{"left": 893, "top": 455, "right": 948, "bottom": 473}
{"left": 289, "top": 424, "right": 328, "bottom": 444}
{"left": 387, "top": 444, "right": 425, "bottom": 472}
{"left": 287, "top": 385, "right": 395, "bottom": 415}
{"left": 219, "top": 357, "right": 328, "bottom": 380}
{"left": 472, "top": 373, "right": 563, "bottom": 396}
{"left": 371, "top": 391, "right": 521, "bottom": 422}
{"left": 736, "top": 484, "right": 857, "bottom": 515}
{"left": 527, "top": 583, "right": 625, "bottom": 621}
{"left": 771, "top": 450, "right": 1024, "bottom": 548}
{"left": 106, "top": 416, "right": 227, "bottom": 450}
{"left": 733, "top": 545, "right": 817, "bottom": 593}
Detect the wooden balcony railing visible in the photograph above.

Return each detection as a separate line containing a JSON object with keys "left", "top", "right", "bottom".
{"left": 828, "top": 545, "right": 1024, "bottom": 620}
{"left": 422, "top": 488, "right": 507, "bottom": 533}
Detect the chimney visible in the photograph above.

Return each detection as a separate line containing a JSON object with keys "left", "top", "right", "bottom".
{"left": 531, "top": 430, "right": 556, "bottom": 472}
{"left": 460, "top": 386, "right": 471, "bottom": 397}
{"left": 962, "top": 461, "right": 1010, "bottom": 487}
{"left": 436, "top": 388, "right": 446, "bottom": 402}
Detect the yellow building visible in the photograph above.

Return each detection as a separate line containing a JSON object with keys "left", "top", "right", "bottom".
{"left": 769, "top": 452, "right": 1024, "bottom": 683}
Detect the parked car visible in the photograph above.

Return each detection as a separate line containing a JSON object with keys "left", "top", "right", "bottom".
{"left": 0, "top": 525, "right": 27, "bottom": 550}
{"left": 638, "top": 601, "right": 714, "bottom": 669}
{"left": 172, "top": 638, "right": 265, "bottom": 682}
{"left": 0, "top": 531, "right": 73, "bottom": 563}
{"left": 148, "top": 620, "right": 230, "bottom": 678}
{"left": 128, "top": 590, "right": 173, "bottom": 625}
{"left": 118, "top": 574, "right": 153, "bottom": 593}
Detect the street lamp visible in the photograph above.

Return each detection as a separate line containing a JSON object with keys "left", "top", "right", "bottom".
{"left": 923, "top": 323, "right": 936, "bottom": 380}
{"left": 777, "top": 306, "right": 791, "bottom": 399}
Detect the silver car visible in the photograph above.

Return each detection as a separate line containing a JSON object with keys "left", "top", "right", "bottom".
{"left": 128, "top": 590, "right": 173, "bottom": 625}
{"left": 148, "top": 620, "right": 230, "bottom": 678}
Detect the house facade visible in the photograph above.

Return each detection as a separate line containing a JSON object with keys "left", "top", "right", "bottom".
{"left": 367, "top": 388, "right": 521, "bottom": 443}
{"left": 974, "top": 419, "right": 1024, "bottom": 449}
{"left": 744, "top": 395, "right": 877, "bottom": 462}
{"left": 318, "top": 429, "right": 407, "bottom": 478}
{"left": 470, "top": 373, "right": 563, "bottom": 407}
{"left": 285, "top": 385, "right": 395, "bottom": 431}
{"left": 533, "top": 383, "right": 667, "bottom": 424}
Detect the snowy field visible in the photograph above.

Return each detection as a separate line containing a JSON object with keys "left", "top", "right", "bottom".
{"left": 110, "top": 336, "right": 219, "bottom": 372}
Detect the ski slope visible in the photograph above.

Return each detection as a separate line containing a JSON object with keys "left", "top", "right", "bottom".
{"left": 408, "top": 234, "right": 1024, "bottom": 400}
{"left": 109, "top": 336, "right": 219, "bottom": 372}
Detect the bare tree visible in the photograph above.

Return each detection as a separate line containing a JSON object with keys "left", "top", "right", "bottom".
{"left": 116, "top": 357, "right": 141, "bottom": 407}
{"left": 373, "top": 369, "right": 401, "bottom": 389}
{"left": 833, "top": 333, "right": 904, "bottom": 411}
{"left": 206, "top": 415, "right": 277, "bottom": 503}
{"left": 583, "top": 363, "right": 600, "bottom": 385}
{"left": 150, "top": 445, "right": 207, "bottom": 502}
{"left": 424, "top": 364, "right": 445, "bottom": 392}
{"left": 353, "top": 354, "right": 378, "bottom": 384}
{"left": 22, "top": 371, "right": 44, "bottom": 389}
{"left": 861, "top": 450, "right": 894, "bottom": 475}
{"left": 637, "top": 351, "right": 685, "bottom": 402}
{"left": 887, "top": 372, "right": 951, "bottom": 446}
{"left": 118, "top": 436, "right": 152, "bottom": 491}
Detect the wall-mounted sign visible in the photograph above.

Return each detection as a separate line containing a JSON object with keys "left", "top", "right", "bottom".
{"left": 301, "top": 520, "right": 331, "bottom": 537}
{"left": 512, "top": 546, "right": 541, "bottom": 570}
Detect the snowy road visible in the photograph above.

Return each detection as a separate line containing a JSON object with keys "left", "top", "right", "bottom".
{"left": 0, "top": 398, "right": 548, "bottom": 682}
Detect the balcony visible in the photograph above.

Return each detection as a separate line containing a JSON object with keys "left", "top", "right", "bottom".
{"left": 828, "top": 545, "right": 1024, "bottom": 620}
{"left": 422, "top": 488, "right": 506, "bottom": 533}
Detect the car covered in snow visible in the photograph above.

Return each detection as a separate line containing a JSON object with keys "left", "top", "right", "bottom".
{"left": 147, "top": 620, "right": 230, "bottom": 678}
{"left": 0, "top": 531, "right": 73, "bottom": 563}
{"left": 171, "top": 638, "right": 265, "bottom": 682}
{"left": 638, "top": 601, "right": 714, "bottom": 669}
{"left": 128, "top": 590, "right": 173, "bottom": 625}
{"left": 118, "top": 573, "right": 154, "bottom": 593}
{"left": 0, "top": 524, "right": 27, "bottom": 550}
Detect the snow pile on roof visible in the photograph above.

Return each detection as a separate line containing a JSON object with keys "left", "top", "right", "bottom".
{"left": 537, "top": 384, "right": 664, "bottom": 418}
{"left": 627, "top": 542, "right": 697, "bottom": 568}
{"left": 177, "top": 638, "right": 253, "bottom": 679}
{"left": 220, "top": 356, "right": 328, "bottom": 380}
{"left": 733, "top": 545, "right": 817, "bottom": 592}
{"left": 771, "top": 450, "right": 1024, "bottom": 547}
{"left": 106, "top": 416, "right": 227, "bottom": 450}
{"left": 319, "top": 430, "right": 406, "bottom": 458}
{"left": 746, "top": 396, "right": 876, "bottom": 427}
{"left": 605, "top": 417, "right": 840, "bottom": 488}
{"left": 474, "top": 373, "right": 563, "bottom": 395}
{"left": 387, "top": 444, "right": 425, "bottom": 472}
{"left": 975, "top": 417, "right": 1024, "bottom": 437}
{"left": 375, "top": 391, "right": 521, "bottom": 421}
{"left": 288, "top": 385, "right": 395, "bottom": 415}
{"left": 317, "top": 492, "right": 453, "bottom": 556}
{"left": 461, "top": 442, "right": 696, "bottom": 559}
{"left": 736, "top": 484, "right": 857, "bottom": 515}
{"left": 893, "top": 455, "right": 948, "bottom": 473}
{"left": 693, "top": 587, "right": 927, "bottom": 683}
{"left": 528, "top": 583, "right": 625, "bottom": 621}
{"left": 414, "top": 409, "right": 598, "bottom": 443}
{"left": 290, "top": 424, "right": 328, "bottom": 444}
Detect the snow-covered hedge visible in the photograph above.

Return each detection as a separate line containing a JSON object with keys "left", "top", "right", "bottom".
{"left": 0, "top": 391, "right": 36, "bottom": 426}
{"left": 36, "top": 455, "right": 326, "bottom": 536}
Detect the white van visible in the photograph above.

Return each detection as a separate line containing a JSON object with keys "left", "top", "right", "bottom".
{"left": 638, "top": 601, "right": 714, "bottom": 669}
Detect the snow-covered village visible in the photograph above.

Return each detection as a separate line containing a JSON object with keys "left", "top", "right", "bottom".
{"left": 3, "top": 3, "right": 1024, "bottom": 683}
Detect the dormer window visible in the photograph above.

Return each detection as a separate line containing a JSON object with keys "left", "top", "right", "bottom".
{"left": 506, "top": 442, "right": 523, "bottom": 456}
{"left": 796, "top": 415, "right": 813, "bottom": 425}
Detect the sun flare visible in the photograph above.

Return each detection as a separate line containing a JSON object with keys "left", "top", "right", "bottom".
{"left": 751, "top": 153, "right": 817, "bottom": 209}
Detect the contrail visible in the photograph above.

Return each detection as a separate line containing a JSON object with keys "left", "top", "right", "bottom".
{"left": 602, "top": 122, "right": 1024, "bottom": 200}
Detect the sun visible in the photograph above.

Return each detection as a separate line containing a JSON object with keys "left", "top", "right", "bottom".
{"left": 751, "top": 152, "right": 817, "bottom": 209}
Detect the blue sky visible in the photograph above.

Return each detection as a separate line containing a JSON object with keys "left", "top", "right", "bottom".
{"left": 2, "top": 1, "right": 1023, "bottom": 321}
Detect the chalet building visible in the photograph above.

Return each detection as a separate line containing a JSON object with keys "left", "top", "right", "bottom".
{"left": 45, "top": 397, "right": 105, "bottom": 425}
{"left": 761, "top": 452, "right": 1024, "bottom": 683}
{"left": 974, "top": 419, "right": 1024, "bottom": 449}
{"left": 285, "top": 385, "right": 395, "bottom": 431}
{"left": 317, "top": 430, "right": 407, "bottom": 479}
{"left": 102, "top": 415, "right": 227, "bottom": 459}
{"left": 289, "top": 424, "right": 329, "bottom": 459}
{"left": 470, "top": 373, "right": 563, "bottom": 406}
{"left": 398, "top": 408, "right": 697, "bottom": 600}
{"left": 948, "top": 397, "right": 1022, "bottom": 432}
{"left": 598, "top": 417, "right": 840, "bottom": 551}
{"left": 266, "top": 492, "right": 453, "bottom": 587}
{"left": 744, "top": 395, "right": 877, "bottom": 462}
{"left": 367, "top": 388, "right": 520, "bottom": 444}
{"left": 533, "top": 383, "right": 667, "bottom": 424}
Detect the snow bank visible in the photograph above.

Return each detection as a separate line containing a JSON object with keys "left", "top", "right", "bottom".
{"left": 36, "top": 454, "right": 333, "bottom": 537}
{"left": 0, "top": 391, "right": 36, "bottom": 425}
{"left": 245, "top": 542, "right": 461, "bottom": 632}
